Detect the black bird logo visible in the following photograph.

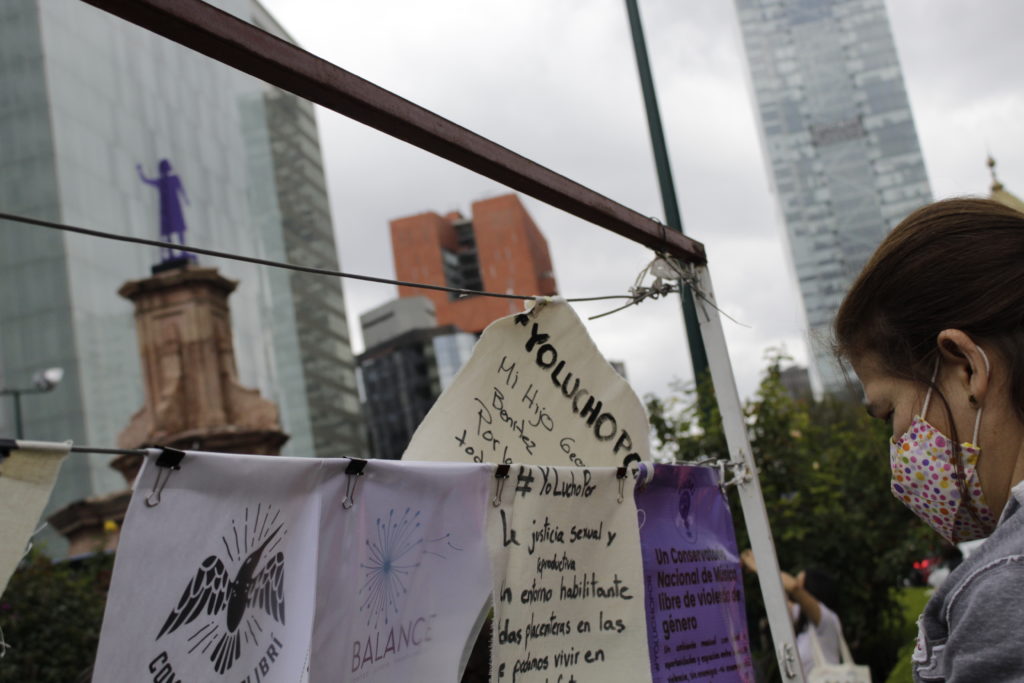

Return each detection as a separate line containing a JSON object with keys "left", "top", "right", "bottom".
{"left": 157, "top": 510, "right": 286, "bottom": 675}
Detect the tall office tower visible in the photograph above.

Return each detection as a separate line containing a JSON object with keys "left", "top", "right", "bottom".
{"left": 357, "top": 297, "right": 477, "bottom": 460}
{"left": 0, "top": 0, "right": 364, "bottom": 546}
{"left": 390, "top": 193, "right": 558, "bottom": 333}
{"left": 734, "top": 0, "right": 932, "bottom": 392}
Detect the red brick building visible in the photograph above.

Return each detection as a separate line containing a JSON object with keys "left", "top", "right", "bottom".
{"left": 390, "top": 194, "right": 558, "bottom": 333}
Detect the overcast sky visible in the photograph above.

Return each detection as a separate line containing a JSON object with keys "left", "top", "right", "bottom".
{"left": 259, "top": 0, "right": 1024, "bottom": 403}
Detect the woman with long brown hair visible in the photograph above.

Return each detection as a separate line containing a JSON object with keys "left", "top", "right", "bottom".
{"left": 835, "top": 197, "right": 1024, "bottom": 681}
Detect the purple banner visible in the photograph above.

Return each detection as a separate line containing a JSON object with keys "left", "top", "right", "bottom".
{"left": 635, "top": 464, "right": 754, "bottom": 683}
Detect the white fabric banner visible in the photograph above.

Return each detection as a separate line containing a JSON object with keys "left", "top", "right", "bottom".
{"left": 487, "top": 464, "right": 652, "bottom": 682}
{"left": 404, "top": 302, "right": 651, "bottom": 467}
{"left": 0, "top": 441, "right": 69, "bottom": 595}
{"left": 311, "top": 459, "right": 492, "bottom": 682}
{"left": 93, "top": 451, "right": 322, "bottom": 683}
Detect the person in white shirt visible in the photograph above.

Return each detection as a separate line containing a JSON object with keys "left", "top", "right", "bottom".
{"left": 741, "top": 550, "right": 844, "bottom": 675}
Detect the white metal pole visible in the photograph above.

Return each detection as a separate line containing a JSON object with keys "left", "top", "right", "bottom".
{"left": 694, "top": 264, "right": 805, "bottom": 682}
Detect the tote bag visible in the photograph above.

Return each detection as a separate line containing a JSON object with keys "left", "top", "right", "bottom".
{"left": 806, "top": 625, "right": 872, "bottom": 683}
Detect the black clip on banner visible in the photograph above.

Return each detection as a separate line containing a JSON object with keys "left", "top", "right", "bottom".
{"left": 155, "top": 447, "right": 186, "bottom": 470}
{"left": 342, "top": 458, "right": 367, "bottom": 510}
{"left": 618, "top": 453, "right": 641, "bottom": 502}
{"left": 0, "top": 438, "right": 16, "bottom": 459}
{"left": 145, "top": 447, "right": 186, "bottom": 508}
{"left": 616, "top": 463, "right": 631, "bottom": 503}
{"left": 345, "top": 458, "right": 367, "bottom": 476}
{"left": 493, "top": 464, "right": 512, "bottom": 507}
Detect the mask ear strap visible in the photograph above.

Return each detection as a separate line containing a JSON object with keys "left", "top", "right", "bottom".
{"left": 922, "top": 359, "right": 940, "bottom": 419}
{"left": 971, "top": 405, "right": 983, "bottom": 446}
{"left": 970, "top": 347, "right": 992, "bottom": 446}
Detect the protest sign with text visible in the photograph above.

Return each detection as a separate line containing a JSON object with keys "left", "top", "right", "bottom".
{"left": 488, "top": 464, "right": 652, "bottom": 682}
{"left": 635, "top": 464, "right": 755, "bottom": 683}
{"left": 404, "top": 302, "right": 651, "bottom": 467}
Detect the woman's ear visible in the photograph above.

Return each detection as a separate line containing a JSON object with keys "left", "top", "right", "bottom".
{"left": 936, "top": 329, "right": 991, "bottom": 404}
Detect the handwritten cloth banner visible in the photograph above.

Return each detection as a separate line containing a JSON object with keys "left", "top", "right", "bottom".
{"left": 93, "top": 451, "right": 322, "bottom": 683}
{"left": 404, "top": 301, "right": 651, "bottom": 467}
{"left": 634, "top": 464, "right": 754, "bottom": 683}
{"left": 0, "top": 441, "right": 70, "bottom": 595}
{"left": 487, "top": 465, "right": 652, "bottom": 682}
{"left": 311, "top": 459, "right": 492, "bottom": 682}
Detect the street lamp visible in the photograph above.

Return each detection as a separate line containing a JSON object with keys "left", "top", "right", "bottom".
{"left": 1, "top": 367, "right": 64, "bottom": 439}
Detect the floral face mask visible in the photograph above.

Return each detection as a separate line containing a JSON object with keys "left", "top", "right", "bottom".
{"left": 889, "top": 353, "right": 998, "bottom": 544}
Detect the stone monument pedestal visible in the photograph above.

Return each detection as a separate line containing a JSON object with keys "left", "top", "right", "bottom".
{"left": 49, "top": 264, "right": 288, "bottom": 553}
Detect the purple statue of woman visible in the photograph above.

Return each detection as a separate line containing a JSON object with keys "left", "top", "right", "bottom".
{"left": 137, "top": 159, "right": 195, "bottom": 263}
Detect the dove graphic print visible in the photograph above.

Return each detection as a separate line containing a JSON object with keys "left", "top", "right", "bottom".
{"left": 93, "top": 451, "right": 321, "bottom": 682}
{"left": 156, "top": 509, "right": 287, "bottom": 674}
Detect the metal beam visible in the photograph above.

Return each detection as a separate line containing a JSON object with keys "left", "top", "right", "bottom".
{"left": 79, "top": 0, "right": 706, "bottom": 264}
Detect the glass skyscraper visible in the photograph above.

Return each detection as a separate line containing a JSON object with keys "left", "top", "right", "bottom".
{"left": 733, "top": 0, "right": 932, "bottom": 392}
{"left": 0, "top": 0, "right": 364, "bottom": 542}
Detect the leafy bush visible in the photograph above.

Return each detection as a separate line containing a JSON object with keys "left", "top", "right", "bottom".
{"left": 0, "top": 551, "right": 113, "bottom": 682}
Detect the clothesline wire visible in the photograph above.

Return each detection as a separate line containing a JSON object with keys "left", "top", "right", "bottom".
{"left": 0, "top": 439, "right": 149, "bottom": 457}
{"left": 71, "top": 445, "right": 149, "bottom": 456}
{"left": 13, "top": 443, "right": 745, "bottom": 489}
{"left": 0, "top": 211, "right": 640, "bottom": 304}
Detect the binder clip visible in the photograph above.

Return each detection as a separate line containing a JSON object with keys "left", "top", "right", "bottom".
{"left": 341, "top": 458, "right": 367, "bottom": 510}
{"left": 493, "top": 464, "right": 511, "bottom": 507}
{"left": 616, "top": 466, "right": 629, "bottom": 504}
{"left": 145, "top": 447, "right": 186, "bottom": 508}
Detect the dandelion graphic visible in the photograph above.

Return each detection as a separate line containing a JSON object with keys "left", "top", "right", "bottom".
{"left": 358, "top": 508, "right": 461, "bottom": 628}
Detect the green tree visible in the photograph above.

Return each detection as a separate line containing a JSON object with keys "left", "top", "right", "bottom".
{"left": 0, "top": 551, "right": 113, "bottom": 682}
{"left": 647, "top": 353, "right": 935, "bottom": 680}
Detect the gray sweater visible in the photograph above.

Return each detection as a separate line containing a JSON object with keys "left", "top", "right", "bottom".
{"left": 913, "top": 484, "right": 1024, "bottom": 681}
